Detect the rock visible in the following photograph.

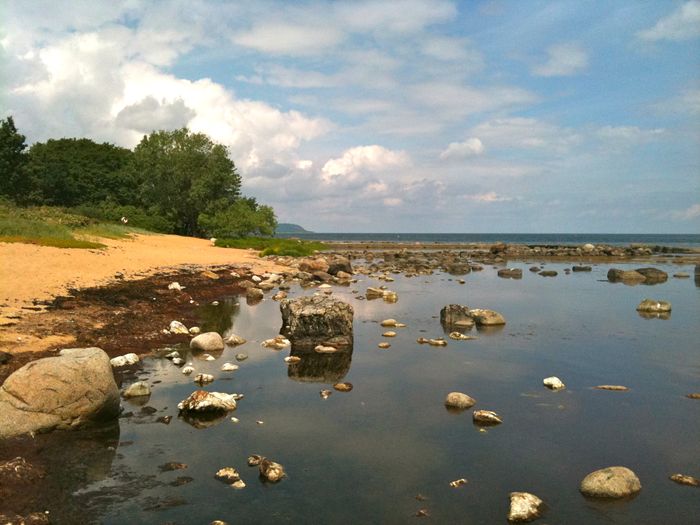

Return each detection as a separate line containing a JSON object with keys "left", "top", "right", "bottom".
{"left": 110, "top": 353, "right": 139, "bottom": 367}
{"left": 473, "top": 410, "right": 502, "bottom": 425}
{"left": 247, "top": 455, "right": 263, "bottom": 466}
{"left": 0, "top": 351, "right": 11, "bottom": 365}
{"left": 202, "top": 270, "right": 220, "bottom": 280}
{"left": 177, "top": 390, "right": 238, "bottom": 413}
{"left": 469, "top": 309, "right": 506, "bottom": 326}
{"left": 543, "top": 376, "right": 565, "bottom": 390}
{"left": 378, "top": 342, "right": 391, "bottom": 349}
{"left": 246, "top": 287, "right": 264, "bottom": 302}
{"left": 258, "top": 282, "right": 275, "bottom": 291}
{"left": 280, "top": 295, "right": 353, "bottom": 347}
{"left": 498, "top": 268, "right": 523, "bottom": 279}
{"left": 190, "top": 332, "right": 225, "bottom": 352}
{"left": 508, "top": 492, "right": 544, "bottom": 522}
{"left": 224, "top": 333, "right": 246, "bottom": 346}
{"left": 380, "top": 319, "right": 398, "bottom": 327}
{"left": 262, "top": 335, "right": 291, "bottom": 349}
{"left": 428, "top": 338, "right": 447, "bottom": 347}
{"left": 444, "top": 392, "right": 476, "bottom": 409}
{"left": 299, "top": 257, "right": 329, "bottom": 273}
{"left": 636, "top": 299, "right": 672, "bottom": 313}
{"left": 572, "top": 266, "right": 592, "bottom": 272}
{"left": 215, "top": 467, "right": 241, "bottom": 484}
{"left": 594, "top": 385, "right": 629, "bottom": 391}
{"left": 449, "top": 478, "right": 468, "bottom": 488}
{"left": 159, "top": 462, "right": 188, "bottom": 471}
{"left": 529, "top": 266, "right": 541, "bottom": 272}
{"left": 607, "top": 269, "right": 646, "bottom": 283}
{"left": 582, "top": 243, "right": 595, "bottom": 252}
{"left": 0, "top": 347, "right": 120, "bottom": 439}
{"left": 539, "top": 270, "right": 558, "bottom": 277}
{"left": 182, "top": 365, "right": 195, "bottom": 375}
{"left": 284, "top": 356, "right": 301, "bottom": 364}
{"left": 635, "top": 267, "right": 668, "bottom": 283}
{"left": 333, "top": 382, "right": 353, "bottom": 392}
{"left": 314, "top": 345, "right": 338, "bottom": 353}
{"left": 194, "top": 373, "right": 214, "bottom": 385}
{"left": 449, "top": 332, "right": 474, "bottom": 340}
{"left": 382, "top": 331, "right": 397, "bottom": 337}
{"left": 336, "top": 271, "right": 352, "bottom": 280}
{"left": 440, "top": 305, "right": 475, "bottom": 329}
{"left": 189, "top": 326, "right": 201, "bottom": 335}
{"left": 272, "top": 291, "right": 288, "bottom": 301}
{"left": 686, "top": 393, "right": 700, "bottom": 399}
{"left": 168, "top": 282, "right": 184, "bottom": 291}
{"left": 259, "top": 458, "right": 286, "bottom": 482}
{"left": 327, "top": 256, "right": 353, "bottom": 276}
{"left": 669, "top": 474, "right": 699, "bottom": 487}
{"left": 123, "top": 381, "right": 151, "bottom": 398}
{"left": 0, "top": 512, "right": 50, "bottom": 524}
{"left": 221, "top": 362, "right": 239, "bottom": 372}
{"left": 235, "top": 353, "right": 248, "bottom": 361}
{"left": 169, "top": 320, "right": 189, "bottom": 334}
{"left": 320, "top": 389, "right": 332, "bottom": 399}
{"left": 580, "top": 466, "right": 641, "bottom": 498}
{"left": 673, "top": 272, "right": 690, "bottom": 278}
{"left": 366, "top": 287, "right": 398, "bottom": 302}
{"left": 312, "top": 270, "right": 333, "bottom": 282}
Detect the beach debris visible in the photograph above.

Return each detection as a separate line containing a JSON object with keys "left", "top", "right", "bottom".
{"left": 224, "top": 333, "right": 247, "bottom": 346}
{"left": 262, "top": 335, "right": 291, "bottom": 350}
{"left": 380, "top": 319, "right": 398, "bottom": 327}
{"left": 110, "top": 353, "right": 139, "bottom": 367}
{"left": 444, "top": 392, "right": 476, "bottom": 409}
{"left": 190, "top": 332, "right": 225, "bottom": 352}
{"left": 473, "top": 410, "right": 502, "bottom": 425}
{"left": 636, "top": 299, "right": 672, "bottom": 313}
{"left": 594, "top": 385, "right": 629, "bottom": 391}
{"left": 508, "top": 492, "right": 544, "bottom": 522}
{"left": 543, "top": 376, "right": 566, "bottom": 390}
{"left": 247, "top": 455, "right": 263, "bottom": 466}
{"left": 189, "top": 326, "right": 201, "bottom": 335}
{"left": 168, "top": 282, "right": 184, "bottom": 291}
{"left": 333, "top": 382, "right": 353, "bottom": 392}
{"left": 259, "top": 458, "right": 286, "bottom": 482}
{"left": 449, "top": 478, "right": 468, "bottom": 488}
{"left": 448, "top": 332, "right": 474, "bottom": 340}
{"left": 235, "top": 353, "right": 248, "bottom": 361}
{"left": 468, "top": 309, "right": 506, "bottom": 326}
{"left": 320, "top": 389, "right": 332, "bottom": 399}
{"left": 159, "top": 462, "right": 188, "bottom": 472}
{"left": 181, "top": 365, "right": 195, "bottom": 375}
{"left": 314, "top": 344, "right": 338, "bottom": 353}
{"left": 687, "top": 393, "right": 700, "bottom": 399}
{"left": 669, "top": 474, "right": 699, "bottom": 487}
{"left": 284, "top": 356, "right": 301, "bottom": 364}
{"left": 378, "top": 342, "right": 391, "bottom": 349}
{"left": 169, "top": 320, "right": 189, "bottom": 334}
{"left": 428, "top": 338, "right": 447, "bottom": 347}
{"left": 122, "top": 381, "right": 151, "bottom": 398}
{"left": 221, "top": 362, "right": 239, "bottom": 372}
{"left": 383, "top": 331, "right": 397, "bottom": 337}
{"left": 177, "top": 391, "right": 238, "bottom": 413}
{"left": 579, "top": 466, "right": 641, "bottom": 498}
{"left": 194, "top": 373, "right": 214, "bottom": 385}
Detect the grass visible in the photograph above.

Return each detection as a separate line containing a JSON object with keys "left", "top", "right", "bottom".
{"left": 0, "top": 200, "right": 144, "bottom": 249}
{"left": 215, "top": 237, "right": 326, "bottom": 257}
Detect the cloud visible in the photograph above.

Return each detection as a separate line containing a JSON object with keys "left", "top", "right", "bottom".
{"left": 532, "top": 42, "right": 588, "bottom": 77}
{"left": 655, "top": 88, "right": 700, "bottom": 115}
{"left": 462, "top": 192, "right": 512, "bottom": 203}
{"left": 321, "top": 145, "right": 410, "bottom": 185}
{"left": 638, "top": 1, "right": 700, "bottom": 41}
{"left": 595, "top": 126, "right": 665, "bottom": 143}
{"left": 671, "top": 203, "right": 700, "bottom": 220}
{"left": 469, "top": 118, "right": 580, "bottom": 152}
{"left": 439, "top": 138, "right": 484, "bottom": 160}
{"left": 115, "top": 97, "right": 195, "bottom": 133}
{"left": 233, "top": 22, "right": 344, "bottom": 56}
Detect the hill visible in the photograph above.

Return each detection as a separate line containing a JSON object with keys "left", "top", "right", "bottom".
{"left": 276, "top": 223, "right": 311, "bottom": 234}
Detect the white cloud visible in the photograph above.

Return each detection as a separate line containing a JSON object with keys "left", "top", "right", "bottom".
{"left": 671, "top": 203, "right": 700, "bottom": 220}
{"left": 115, "top": 97, "right": 195, "bottom": 132}
{"left": 532, "top": 42, "right": 588, "bottom": 77}
{"left": 439, "top": 138, "right": 485, "bottom": 160}
{"left": 321, "top": 145, "right": 410, "bottom": 184}
{"left": 596, "top": 126, "right": 665, "bottom": 143}
{"left": 420, "top": 36, "right": 484, "bottom": 69}
{"left": 469, "top": 118, "right": 580, "bottom": 152}
{"left": 233, "top": 23, "right": 344, "bottom": 56}
{"left": 655, "top": 88, "right": 700, "bottom": 115}
{"left": 463, "top": 192, "right": 512, "bottom": 203}
{"left": 638, "top": 1, "right": 700, "bottom": 41}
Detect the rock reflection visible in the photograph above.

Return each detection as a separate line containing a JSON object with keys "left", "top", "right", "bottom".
{"left": 198, "top": 298, "right": 240, "bottom": 335}
{"left": 178, "top": 411, "right": 229, "bottom": 429}
{"left": 287, "top": 344, "right": 353, "bottom": 383}
{"left": 0, "top": 422, "right": 119, "bottom": 521}
{"left": 637, "top": 311, "right": 671, "bottom": 320}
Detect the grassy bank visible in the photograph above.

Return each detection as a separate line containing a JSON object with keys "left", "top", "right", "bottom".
{"left": 0, "top": 201, "right": 145, "bottom": 248}
{"left": 215, "top": 237, "right": 326, "bottom": 257}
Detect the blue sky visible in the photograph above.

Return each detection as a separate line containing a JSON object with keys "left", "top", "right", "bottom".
{"left": 2, "top": 0, "right": 699, "bottom": 232}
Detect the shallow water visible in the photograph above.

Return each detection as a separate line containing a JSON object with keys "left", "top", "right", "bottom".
{"left": 39, "top": 262, "right": 700, "bottom": 523}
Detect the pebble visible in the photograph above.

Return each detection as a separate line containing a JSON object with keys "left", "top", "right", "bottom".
{"left": 171, "top": 357, "right": 184, "bottom": 366}
{"left": 686, "top": 393, "right": 700, "bottom": 399}
{"left": 314, "top": 345, "right": 338, "bottom": 353}
{"left": 181, "top": 365, "right": 195, "bottom": 375}
{"left": 215, "top": 467, "right": 241, "bottom": 484}
{"left": 449, "top": 478, "right": 468, "bottom": 488}
{"left": 110, "top": 353, "right": 139, "bottom": 367}
{"left": 235, "top": 353, "right": 248, "bottom": 361}
{"left": 225, "top": 334, "right": 247, "bottom": 346}
{"left": 262, "top": 336, "right": 291, "bottom": 350}
{"left": 284, "top": 356, "right": 301, "bottom": 364}
{"left": 169, "top": 320, "right": 189, "bottom": 334}
{"left": 247, "top": 455, "right": 263, "bottom": 466}
{"left": 259, "top": 458, "right": 286, "bottom": 482}
{"left": 445, "top": 392, "right": 476, "bottom": 409}
{"left": 428, "top": 338, "right": 447, "bottom": 347}
{"left": 579, "top": 466, "right": 641, "bottom": 498}
{"left": 380, "top": 319, "right": 397, "bottom": 327}
{"left": 189, "top": 326, "right": 201, "bottom": 335}
{"left": 448, "top": 332, "right": 474, "bottom": 340}
{"left": 382, "top": 331, "right": 397, "bottom": 337}
{"left": 122, "top": 381, "right": 151, "bottom": 398}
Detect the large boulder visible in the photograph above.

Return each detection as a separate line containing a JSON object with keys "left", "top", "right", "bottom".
{"left": 280, "top": 296, "right": 353, "bottom": 347}
{"left": 190, "top": 332, "right": 225, "bottom": 352}
{"left": 580, "top": 466, "right": 641, "bottom": 498}
{"left": 0, "top": 348, "right": 120, "bottom": 439}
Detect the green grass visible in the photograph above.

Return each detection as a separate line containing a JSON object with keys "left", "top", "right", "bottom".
{"left": 74, "top": 222, "right": 151, "bottom": 240}
{"left": 215, "top": 237, "right": 326, "bottom": 257}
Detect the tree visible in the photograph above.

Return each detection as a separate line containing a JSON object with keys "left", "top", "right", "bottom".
{"left": 0, "top": 116, "right": 29, "bottom": 202}
{"left": 129, "top": 128, "right": 241, "bottom": 236}
{"left": 25, "top": 138, "right": 133, "bottom": 206}
{"left": 198, "top": 197, "right": 277, "bottom": 238}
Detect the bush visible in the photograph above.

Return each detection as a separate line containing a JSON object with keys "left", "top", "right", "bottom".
{"left": 215, "top": 237, "right": 325, "bottom": 257}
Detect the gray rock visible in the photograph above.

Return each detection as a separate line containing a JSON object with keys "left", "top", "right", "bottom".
{"left": 444, "top": 392, "right": 476, "bottom": 409}
{"left": 440, "top": 304, "right": 475, "bottom": 329}
{"left": 580, "top": 466, "right": 641, "bottom": 498}
{"left": 635, "top": 267, "right": 668, "bottom": 283}
{"left": 0, "top": 347, "right": 120, "bottom": 439}
{"left": 224, "top": 333, "right": 246, "bottom": 346}
{"left": 572, "top": 265, "right": 592, "bottom": 272}
{"left": 327, "top": 256, "right": 353, "bottom": 276}
{"left": 607, "top": 269, "right": 646, "bottom": 283}
{"left": 280, "top": 295, "right": 353, "bottom": 347}
{"left": 122, "top": 381, "right": 151, "bottom": 398}
{"left": 508, "top": 492, "right": 544, "bottom": 522}
{"left": 538, "top": 270, "right": 558, "bottom": 277}
{"left": 190, "top": 332, "right": 225, "bottom": 352}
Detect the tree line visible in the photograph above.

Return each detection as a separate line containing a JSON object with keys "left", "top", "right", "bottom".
{"left": 0, "top": 116, "right": 276, "bottom": 238}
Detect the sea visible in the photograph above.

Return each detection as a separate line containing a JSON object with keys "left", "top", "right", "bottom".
{"left": 277, "top": 232, "right": 700, "bottom": 248}
{"left": 10, "top": 248, "right": 700, "bottom": 524}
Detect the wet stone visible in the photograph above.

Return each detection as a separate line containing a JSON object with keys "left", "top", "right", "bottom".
{"left": 508, "top": 492, "right": 544, "bottom": 522}
{"left": 580, "top": 466, "right": 641, "bottom": 498}
{"left": 669, "top": 474, "right": 699, "bottom": 487}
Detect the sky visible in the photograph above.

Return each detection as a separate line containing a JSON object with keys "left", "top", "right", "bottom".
{"left": 1, "top": 0, "right": 699, "bottom": 233}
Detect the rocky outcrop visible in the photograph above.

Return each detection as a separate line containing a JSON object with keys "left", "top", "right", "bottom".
{"left": 0, "top": 347, "right": 120, "bottom": 439}
{"left": 280, "top": 295, "right": 353, "bottom": 347}
{"left": 579, "top": 466, "right": 641, "bottom": 498}
{"left": 634, "top": 267, "right": 668, "bottom": 283}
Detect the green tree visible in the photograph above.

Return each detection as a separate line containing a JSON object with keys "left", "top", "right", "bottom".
{"left": 198, "top": 197, "right": 277, "bottom": 238}
{"left": 25, "top": 138, "right": 133, "bottom": 206}
{"left": 0, "top": 116, "right": 29, "bottom": 202}
{"left": 129, "top": 128, "right": 241, "bottom": 236}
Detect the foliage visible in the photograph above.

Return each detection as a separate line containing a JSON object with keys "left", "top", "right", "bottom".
{"left": 72, "top": 202, "right": 174, "bottom": 233}
{"left": 128, "top": 128, "right": 241, "bottom": 236}
{"left": 198, "top": 197, "right": 277, "bottom": 238}
{"left": 0, "top": 116, "right": 29, "bottom": 201}
{"left": 215, "top": 237, "right": 325, "bottom": 257}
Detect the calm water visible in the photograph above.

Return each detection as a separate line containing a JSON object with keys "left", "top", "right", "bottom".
{"left": 36, "top": 261, "right": 700, "bottom": 524}
{"left": 276, "top": 232, "right": 700, "bottom": 248}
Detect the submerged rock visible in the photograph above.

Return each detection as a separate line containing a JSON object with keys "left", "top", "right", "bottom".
{"left": 314, "top": 345, "right": 338, "bottom": 353}
{"left": 215, "top": 467, "right": 241, "bottom": 484}
{"left": 498, "top": 268, "right": 523, "bottom": 279}
{"left": 635, "top": 267, "right": 668, "bottom": 283}
{"left": 380, "top": 319, "right": 398, "bottom": 327}
{"left": 607, "top": 269, "right": 646, "bottom": 283}
{"left": 177, "top": 390, "right": 238, "bottom": 413}
{"left": 444, "top": 392, "right": 476, "bottom": 409}
{"left": 280, "top": 295, "right": 353, "bottom": 347}
{"left": 508, "top": 492, "right": 544, "bottom": 522}
{"left": 194, "top": 373, "right": 214, "bottom": 385}
{"left": 0, "top": 347, "right": 120, "bottom": 439}
{"left": 636, "top": 299, "right": 672, "bottom": 313}
{"left": 221, "top": 362, "right": 239, "bottom": 372}
{"left": 572, "top": 266, "right": 592, "bottom": 272}
{"left": 122, "top": 381, "right": 151, "bottom": 398}
{"left": 378, "top": 342, "right": 391, "bottom": 349}
{"left": 539, "top": 270, "right": 558, "bottom": 277}
{"left": 190, "top": 332, "right": 225, "bottom": 352}
{"left": 594, "top": 385, "right": 629, "bottom": 391}
{"left": 110, "top": 353, "right": 140, "bottom": 367}
{"left": 449, "top": 478, "right": 468, "bottom": 488}
{"left": 449, "top": 332, "right": 474, "bottom": 340}
{"left": 580, "top": 466, "right": 641, "bottom": 498}
{"left": 543, "top": 377, "right": 566, "bottom": 390}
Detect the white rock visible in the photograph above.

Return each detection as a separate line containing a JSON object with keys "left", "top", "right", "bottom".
{"left": 262, "top": 336, "right": 291, "bottom": 350}
{"left": 314, "top": 345, "right": 338, "bottom": 353}
{"left": 110, "top": 353, "right": 139, "bottom": 367}
{"left": 221, "top": 362, "right": 239, "bottom": 372}
{"left": 172, "top": 357, "right": 184, "bottom": 366}
{"left": 194, "top": 373, "right": 214, "bottom": 384}
{"left": 445, "top": 392, "right": 476, "bottom": 409}
{"left": 508, "top": 492, "right": 544, "bottom": 522}
{"left": 181, "top": 366, "right": 195, "bottom": 375}
{"left": 473, "top": 410, "right": 502, "bottom": 425}
{"left": 224, "top": 334, "right": 247, "bottom": 346}
{"left": 543, "top": 376, "right": 566, "bottom": 390}
{"left": 177, "top": 391, "right": 238, "bottom": 412}
{"left": 168, "top": 282, "right": 184, "bottom": 291}
{"left": 190, "top": 332, "right": 225, "bottom": 352}
{"left": 203, "top": 354, "right": 216, "bottom": 361}
{"left": 252, "top": 275, "right": 262, "bottom": 283}
{"left": 122, "top": 381, "right": 151, "bottom": 398}
{"left": 189, "top": 326, "right": 201, "bottom": 335}
{"left": 165, "top": 351, "right": 180, "bottom": 359}
{"left": 169, "top": 320, "right": 189, "bottom": 334}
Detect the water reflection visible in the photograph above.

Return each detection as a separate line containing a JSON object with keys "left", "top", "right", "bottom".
{"left": 287, "top": 344, "right": 354, "bottom": 383}
{"left": 178, "top": 411, "right": 229, "bottom": 429}
{"left": 198, "top": 298, "right": 240, "bottom": 334}
{"left": 637, "top": 311, "right": 671, "bottom": 320}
